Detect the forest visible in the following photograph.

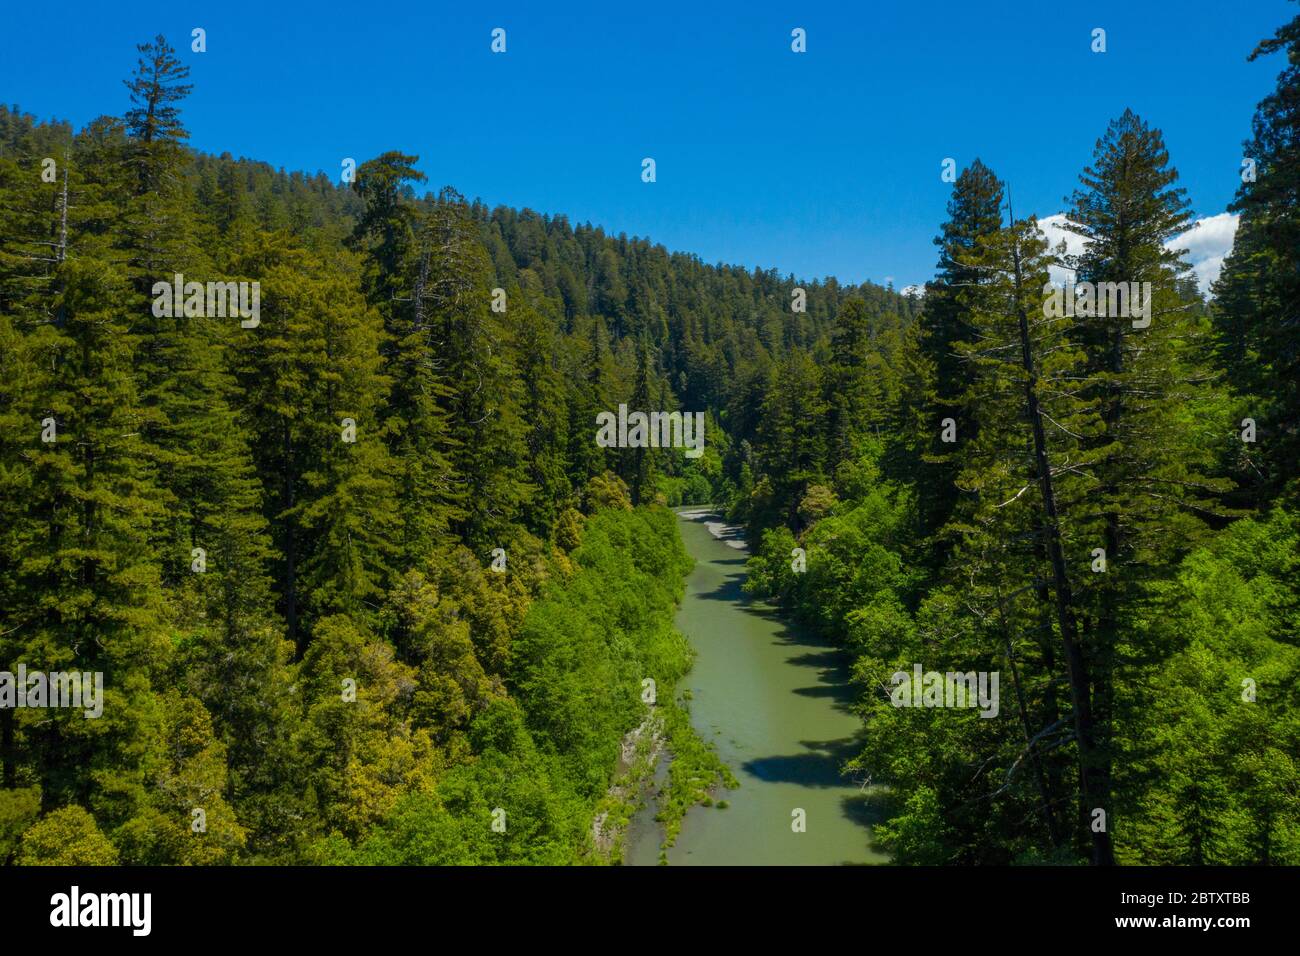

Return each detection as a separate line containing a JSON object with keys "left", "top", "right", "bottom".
{"left": 0, "top": 6, "right": 1297, "bottom": 866}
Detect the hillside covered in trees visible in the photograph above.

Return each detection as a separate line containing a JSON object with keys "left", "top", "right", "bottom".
{"left": 0, "top": 34, "right": 910, "bottom": 865}
{"left": 1, "top": 7, "right": 1298, "bottom": 866}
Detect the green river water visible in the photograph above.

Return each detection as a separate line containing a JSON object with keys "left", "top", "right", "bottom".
{"left": 623, "top": 508, "right": 888, "bottom": 865}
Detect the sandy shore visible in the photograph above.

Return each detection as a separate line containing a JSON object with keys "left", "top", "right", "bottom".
{"left": 678, "top": 509, "right": 748, "bottom": 550}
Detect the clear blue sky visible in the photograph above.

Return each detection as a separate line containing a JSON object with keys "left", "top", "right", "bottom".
{"left": 2, "top": 0, "right": 1293, "bottom": 287}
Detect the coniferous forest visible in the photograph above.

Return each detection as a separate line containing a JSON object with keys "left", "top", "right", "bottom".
{"left": 2, "top": 6, "right": 1299, "bottom": 880}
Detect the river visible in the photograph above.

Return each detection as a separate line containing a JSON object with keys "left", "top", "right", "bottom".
{"left": 623, "top": 508, "right": 888, "bottom": 865}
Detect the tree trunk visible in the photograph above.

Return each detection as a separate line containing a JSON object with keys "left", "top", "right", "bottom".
{"left": 1011, "top": 227, "right": 1115, "bottom": 865}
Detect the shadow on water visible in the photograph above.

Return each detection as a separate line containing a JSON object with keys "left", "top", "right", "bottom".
{"left": 741, "top": 732, "right": 867, "bottom": 789}
{"left": 692, "top": 545, "right": 865, "bottom": 716}
{"left": 745, "top": 604, "right": 789, "bottom": 623}
{"left": 693, "top": 572, "right": 748, "bottom": 605}
{"left": 830, "top": 791, "right": 893, "bottom": 864}
{"left": 838, "top": 789, "right": 893, "bottom": 863}
{"left": 791, "top": 683, "right": 851, "bottom": 701}
{"left": 842, "top": 788, "right": 891, "bottom": 829}
{"left": 785, "top": 649, "right": 858, "bottom": 714}
{"left": 785, "top": 649, "right": 846, "bottom": 670}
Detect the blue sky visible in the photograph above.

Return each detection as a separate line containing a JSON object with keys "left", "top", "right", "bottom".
{"left": 2, "top": 0, "right": 1293, "bottom": 288}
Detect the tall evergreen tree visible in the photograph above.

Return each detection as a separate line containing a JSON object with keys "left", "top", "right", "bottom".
{"left": 1063, "top": 110, "right": 1230, "bottom": 861}
{"left": 1212, "top": 7, "right": 1300, "bottom": 500}
{"left": 350, "top": 153, "right": 462, "bottom": 567}
{"left": 916, "top": 160, "right": 1005, "bottom": 560}
{"left": 232, "top": 235, "right": 399, "bottom": 654}
{"left": 951, "top": 213, "right": 1106, "bottom": 861}
{"left": 510, "top": 293, "right": 572, "bottom": 535}
{"left": 754, "top": 350, "right": 826, "bottom": 530}
{"left": 425, "top": 191, "right": 535, "bottom": 548}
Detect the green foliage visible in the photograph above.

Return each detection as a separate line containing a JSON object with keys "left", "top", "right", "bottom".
{"left": 738, "top": 93, "right": 1297, "bottom": 863}
{"left": 0, "top": 787, "right": 40, "bottom": 864}
{"left": 2, "top": 13, "right": 1297, "bottom": 869}
{"left": 1212, "top": 6, "right": 1300, "bottom": 503}
{"left": 320, "top": 506, "right": 721, "bottom": 864}
{"left": 1117, "top": 510, "right": 1300, "bottom": 864}
{"left": 0, "top": 39, "right": 910, "bottom": 867}
{"left": 18, "top": 805, "right": 119, "bottom": 865}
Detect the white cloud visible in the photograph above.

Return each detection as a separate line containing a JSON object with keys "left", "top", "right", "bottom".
{"left": 1034, "top": 213, "right": 1088, "bottom": 287}
{"left": 1169, "top": 212, "right": 1238, "bottom": 293}
{"left": 1032, "top": 211, "right": 1238, "bottom": 297}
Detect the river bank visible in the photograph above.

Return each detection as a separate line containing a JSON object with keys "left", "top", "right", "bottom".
{"left": 623, "top": 508, "right": 887, "bottom": 865}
